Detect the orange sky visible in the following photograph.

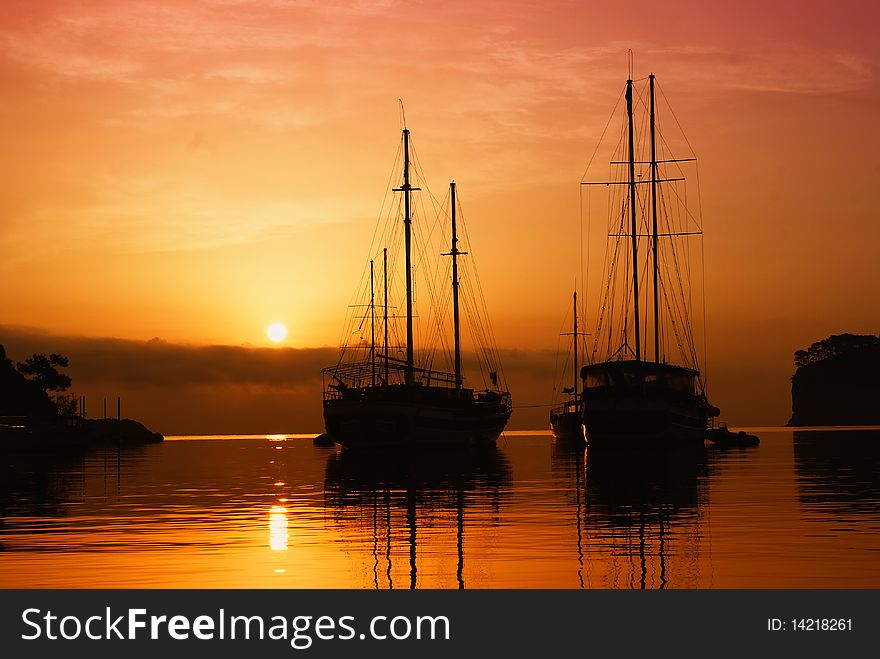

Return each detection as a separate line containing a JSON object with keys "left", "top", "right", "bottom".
{"left": 1, "top": 0, "right": 879, "bottom": 428}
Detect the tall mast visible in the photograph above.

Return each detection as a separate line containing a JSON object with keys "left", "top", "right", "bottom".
{"left": 393, "top": 128, "right": 419, "bottom": 385}
{"left": 650, "top": 73, "right": 660, "bottom": 363}
{"left": 573, "top": 290, "right": 578, "bottom": 396}
{"left": 625, "top": 78, "right": 642, "bottom": 361}
{"left": 383, "top": 248, "right": 389, "bottom": 384}
{"left": 370, "top": 259, "right": 376, "bottom": 386}
{"left": 449, "top": 181, "right": 464, "bottom": 388}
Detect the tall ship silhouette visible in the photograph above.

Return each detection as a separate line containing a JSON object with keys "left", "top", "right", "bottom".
{"left": 321, "top": 125, "right": 512, "bottom": 448}
{"left": 579, "top": 66, "right": 719, "bottom": 443}
{"left": 550, "top": 290, "right": 586, "bottom": 442}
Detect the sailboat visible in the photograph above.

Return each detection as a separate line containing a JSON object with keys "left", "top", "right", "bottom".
{"left": 321, "top": 127, "right": 512, "bottom": 448}
{"left": 579, "top": 69, "right": 719, "bottom": 444}
{"left": 550, "top": 291, "right": 585, "bottom": 442}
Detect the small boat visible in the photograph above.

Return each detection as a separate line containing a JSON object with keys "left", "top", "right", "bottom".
{"left": 321, "top": 127, "right": 512, "bottom": 448}
{"left": 550, "top": 291, "right": 585, "bottom": 442}
{"left": 313, "top": 432, "right": 335, "bottom": 447}
{"left": 579, "top": 65, "right": 719, "bottom": 445}
{"left": 707, "top": 424, "right": 760, "bottom": 446}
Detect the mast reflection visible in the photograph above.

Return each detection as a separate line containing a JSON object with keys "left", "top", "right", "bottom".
{"left": 550, "top": 441, "right": 587, "bottom": 587}
{"left": 552, "top": 441, "right": 709, "bottom": 589}
{"left": 323, "top": 445, "right": 511, "bottom": 589}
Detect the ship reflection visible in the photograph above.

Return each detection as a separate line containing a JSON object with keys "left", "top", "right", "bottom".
{"left": 794, "top": 429, "right": 880, "bottom": 517}
{"left": 0, "top": 445, "right": 150, "bottom": 518}
{"left": 323, "top": 446, "right": 512, "bottom": 589}
{"left": 551, "top": 440, "right": 708, "bottom": 589}
{"left": 549, "top": 442, "right": 588, "bottom": 587}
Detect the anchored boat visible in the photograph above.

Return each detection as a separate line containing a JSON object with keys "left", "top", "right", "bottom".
{"left": 580, "top": 67, "right": 719, "bottom": 444}
{"left": 321, "top": 127, "right": 512, "bottom": 448}
{"left": 550, "top": 291, "right": 586, "bottom": 442}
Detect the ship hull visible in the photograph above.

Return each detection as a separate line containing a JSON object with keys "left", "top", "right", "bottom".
{"left": 323, "top": 386, "right": 511, "bottom": 448}
{"left": 583, "top": 397, "right": 707, "bottom": 444}
{"left": 550, "top": 409, "right": 585, "bottom": 443}
{"left": 580, "top": 360, "right": 711, "bottom": 445}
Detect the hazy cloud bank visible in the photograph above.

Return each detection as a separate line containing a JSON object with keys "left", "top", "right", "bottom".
{"left": 0, "top": 326, "right": 559, "bottom": 434}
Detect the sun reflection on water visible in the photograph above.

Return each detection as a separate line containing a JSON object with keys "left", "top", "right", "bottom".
{"left": 269, "top": 505, "right": 288, "bottom": 551}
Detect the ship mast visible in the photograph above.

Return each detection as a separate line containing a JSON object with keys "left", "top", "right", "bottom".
{"left": 394, "top": 129, "right": 419, "bottom": 385}
{"left": 383, "top": 247, "right": 389, "bottom": 384}
{"left": 446, "top": 181, "right": 466, "bottom": 388}
{"left": 649, "top": 73, "right": 660, "bottom": 363}
{"left": 370, "top": 259, "right": 376, "bottom": 386}
{"left": 626, "top": 77, "right": 642, "bottom": 362}
{"left": 573, "top": 290, "right": 578, "bottom": 397}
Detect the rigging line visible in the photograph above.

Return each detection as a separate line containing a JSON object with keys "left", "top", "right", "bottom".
{"left": 409, "top": 210, "right": 437, "bottom": 351}
{"left": 667, "top": 217, "right": 700, "bottom": 365}
{"left": 580, "top": 86, "right": 626, "bottom": 182}
{"left": 342, "top": 152, "right": 407, "bottom": 359}
{"left": 398, "top": 99, "right": 407, "bottom": 130}
{"left": 668, "top": 236, "right": 700, "bottom": 369}
{"left": 459, "top": 254, "right": 497, "bottom": 377}
{"left": 458, "top": 275, "right": 484, "bottom": 364}
{"left": 606, "top": 110, "right": 628, "bottom": 185}
{"left": 694, "top": 159, "right": 705, "bottom": 232}
{"left": 408, "top": 150, "right": 453, "bottom": 358}
{"left": 658, "top": 180, "right": 702, "bottom": 235}
{"left": 580, "top": 184, "right": 590, "bottom": 343}
{"left": 446, "top": 191, "right": 500, "bottom": 374}
{"left": 462, "top": 271, "right": 496, "bottom": 379}
{"left": 579, "top": 177, "right": 584, "bottom": 311}
{"left": 655, "top": 118, "right": 694, "bottom": 182}
{"left": 430, "top": 269, "right": 454, "bottom": 369}
{"left": 596, "top": 128, "right": 632, "bottom": 359}
{"left": 460, "top": 288, "right": 488, "bottom": 388}
{"left": 410, "top": 157, "right": 445, "bottom": 253}
{"left": 637, "top": 243, "right": 653, "bottom": 359}
{"left": 594, "top": 175, "right": 624, "bottom": 353}
{"left": 552, "top": 298, "right": 574, "bottom": 404}
{"left": 407, "top": 168, "right": 458, "bottom": 371}
{"left": 337, "top": 142, "right": 403, "bottom": 353}
{"left": 428, "top": 187, "right": 452, "bottom": 288}
{"left": 659, "top": 275, "right": 692, "bottom": 370}
{"left": 695, "top": 163, "right": 709, "bottom": 390}
{"left": 363, "top": 140, "right": 405, "bottom": 285}
{"left": 659, "top": 183, "right": 683, "bottom": 363}
{"left": 655, "top": 80, "right": 698, "bottom": 159}
{"left": 408, "top": 190, "right": 451, "bottom": 363}
{"left": 657, "top": 223, "right": 693, "bottom": 366}
{"left": 682, "top": 183, "right": 696, "bottom": 351}
{"left": 618, "top": 198, "right": 632, "bottom": 359}
{"left": 458, "top": 210, "right": 506, "bottom": 386}
{"left": 599, "top": 223, "right": 624, "bottom": 359}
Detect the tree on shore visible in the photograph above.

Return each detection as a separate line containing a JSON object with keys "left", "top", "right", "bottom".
{"left": 16, "top": 353, "right": 72, "bottom": 393}
{"left": 794, "top": 334, "right": 880, "bottom": 369}
{"left": 0, "top": 345, "right": 58, "bottom": 418}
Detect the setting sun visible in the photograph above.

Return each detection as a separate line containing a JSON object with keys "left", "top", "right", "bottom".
{"left": 267, "top": 323, "right": 287, "bottom": 343}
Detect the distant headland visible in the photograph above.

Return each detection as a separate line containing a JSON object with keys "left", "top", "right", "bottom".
{"left": 789, "top": 334, "right": 880, "bottom": 426}
{"left": 0, "top": 343, "right": 163, "bottom": 449}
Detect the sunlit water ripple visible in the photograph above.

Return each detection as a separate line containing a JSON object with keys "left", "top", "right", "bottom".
{"left": 1, "top": 429, "right": 878, "bottom": 588}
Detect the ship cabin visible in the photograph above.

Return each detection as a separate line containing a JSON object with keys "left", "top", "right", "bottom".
{"left": 580, "top": 360, "right": 699, "bottom": 398}
{"left": 322, "top": 358, "right": 481, "bottom": 405}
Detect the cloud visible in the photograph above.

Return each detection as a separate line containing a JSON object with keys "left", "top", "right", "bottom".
{"left": 0, "top": 326, "right": 562, "bottom": 433}
{"left": 0, "top": 170, "right": 365, "bottom": 258}
{"left": 642, "top": 44, "right": 876, "bottom": 96}
{"left": 0, "top": 325, "right": 333, "bottom": 389}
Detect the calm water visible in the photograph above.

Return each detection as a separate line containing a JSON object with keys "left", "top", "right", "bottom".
{"left": 1, "top": 429, "right": 878, "bottom": 588}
